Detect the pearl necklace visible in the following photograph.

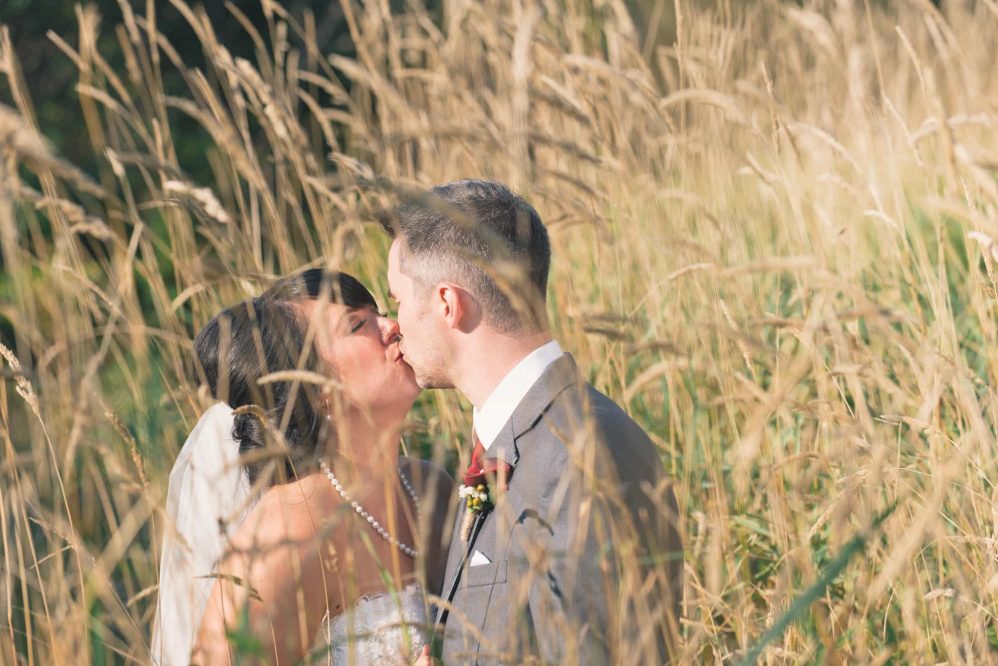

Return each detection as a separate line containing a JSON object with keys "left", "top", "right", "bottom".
{"left": 319, "top": 460, "right": 420, "bottom": 558}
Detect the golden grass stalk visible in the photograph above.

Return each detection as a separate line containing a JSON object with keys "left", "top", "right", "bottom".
{"left": 1, "top": 0, "right": 997, "bottom": 663}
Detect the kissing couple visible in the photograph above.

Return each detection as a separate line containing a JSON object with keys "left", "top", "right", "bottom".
{"left": 152, "top": 180, "right": 683, "bottom": 665}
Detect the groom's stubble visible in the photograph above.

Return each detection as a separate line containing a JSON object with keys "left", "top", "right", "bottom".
{"left": 405, "top": 332, "right": 454, "bottom": 391}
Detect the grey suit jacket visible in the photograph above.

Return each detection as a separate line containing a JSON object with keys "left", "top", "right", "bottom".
{"left": 438, "top": 354, "right": 682, "bottom": 665}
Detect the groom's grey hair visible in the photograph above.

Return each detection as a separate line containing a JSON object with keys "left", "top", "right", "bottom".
{"left": 383, "top": 179, "right": 551, "bottom": 333}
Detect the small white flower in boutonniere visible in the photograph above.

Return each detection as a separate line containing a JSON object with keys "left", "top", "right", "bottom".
{"left": 458, "top": 483, "right": 492, "bottom": 542}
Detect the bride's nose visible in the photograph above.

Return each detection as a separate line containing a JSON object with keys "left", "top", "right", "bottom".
{"left": 379, "top": 316, "right": 401, "bottom": 345}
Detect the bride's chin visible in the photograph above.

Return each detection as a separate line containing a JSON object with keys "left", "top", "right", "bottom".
{"left": 402, "top": 378, "right": 421, "bottom": 399}
{"left": 399, "top": 366, "right": 420, "bottom": 390}
{"left": 392, "top": 371, "right": 421, "bottom": 400}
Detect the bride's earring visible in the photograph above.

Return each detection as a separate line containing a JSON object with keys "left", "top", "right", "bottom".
{"left": 319, "top": 396, "right": 333, "bottom": 466}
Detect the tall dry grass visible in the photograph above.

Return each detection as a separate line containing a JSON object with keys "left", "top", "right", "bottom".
{"left": 1, "top": 0, "right": 997, "bottom": 662}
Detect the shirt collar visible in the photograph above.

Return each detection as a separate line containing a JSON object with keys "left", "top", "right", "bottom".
{"left": 472, "top": 340, "right": 565, "bottom": 450}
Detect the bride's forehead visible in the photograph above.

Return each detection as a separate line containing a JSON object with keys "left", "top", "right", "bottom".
{"left": 302, "top": 300, "right": 370, "bottom": 319}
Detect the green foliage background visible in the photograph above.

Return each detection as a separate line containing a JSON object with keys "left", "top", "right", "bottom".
{"left": 0, "top": 0, "right": 995, "bottom": 663}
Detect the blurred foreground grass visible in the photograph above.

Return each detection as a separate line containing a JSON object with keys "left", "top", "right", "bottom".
{"left": 1, "top": 0, "right": 998, "bottom": 663}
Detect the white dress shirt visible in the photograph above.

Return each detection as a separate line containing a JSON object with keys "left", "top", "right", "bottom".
{"left": 473, "top": 340, "right": 565, "bottom": 450}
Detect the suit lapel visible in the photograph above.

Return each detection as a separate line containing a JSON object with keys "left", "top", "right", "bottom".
{"left": 508, "top": 353, "right": 582, "bottom": 440}
{"left": 461, "top": 353, "right": 583, "bottom": 546}
{"left": 437, "top": 354, "right": 584, "bottom": 643}
{"left": 434, "top": 503, "right": 485, "bottom": 639}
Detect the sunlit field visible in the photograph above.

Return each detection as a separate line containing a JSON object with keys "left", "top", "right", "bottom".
{"left": 2, "top": 0, "right": 997, "bottom": 663}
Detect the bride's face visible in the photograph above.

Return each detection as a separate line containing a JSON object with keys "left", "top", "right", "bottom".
{"left": 304, "top": 300, "right": 420, "bottom": 415}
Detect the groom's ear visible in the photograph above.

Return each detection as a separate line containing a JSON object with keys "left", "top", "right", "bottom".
{"left": 435, "top": 282, "right": 477, "bottom": 331}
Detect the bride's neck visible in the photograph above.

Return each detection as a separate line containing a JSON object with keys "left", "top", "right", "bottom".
{"left": 324, "top": 407, "right": 405, "bottom": 488}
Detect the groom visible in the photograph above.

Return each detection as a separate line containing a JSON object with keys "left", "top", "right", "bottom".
{"left": 384, "top": 180, "right": 682, "bottom": 664}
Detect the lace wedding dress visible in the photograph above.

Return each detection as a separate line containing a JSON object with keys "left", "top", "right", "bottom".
{"left": 308, "top": 583, "right": 429, "bottom": 664}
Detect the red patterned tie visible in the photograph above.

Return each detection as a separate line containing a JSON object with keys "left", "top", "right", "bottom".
{"left": 462, "top": 430, "right": 513, "bottom": 491}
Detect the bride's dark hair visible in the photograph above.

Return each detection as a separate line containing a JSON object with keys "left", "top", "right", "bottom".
{"left": 194, "top": 269, "right": 378, "bottom": 486}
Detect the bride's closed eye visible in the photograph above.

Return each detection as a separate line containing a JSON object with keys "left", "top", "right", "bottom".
{"left": 347, "top": 310, "right": 385, "bottom": 334}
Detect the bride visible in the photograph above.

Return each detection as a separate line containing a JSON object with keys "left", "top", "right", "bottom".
{"left": 151, "top": 269, "right": 454, "bottom": 665}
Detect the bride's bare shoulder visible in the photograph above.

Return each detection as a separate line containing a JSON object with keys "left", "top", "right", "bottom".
{"left": 230, "top": 474, "right": 337, "bottom": 548}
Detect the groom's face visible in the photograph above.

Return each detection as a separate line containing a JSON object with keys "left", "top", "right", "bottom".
{"left": 387, "top": 239, "right": 452, "bottom": 389}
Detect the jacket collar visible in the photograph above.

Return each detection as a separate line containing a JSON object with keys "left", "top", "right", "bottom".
{"left": 481, "top": 353, "right": 583, "bottom": 469}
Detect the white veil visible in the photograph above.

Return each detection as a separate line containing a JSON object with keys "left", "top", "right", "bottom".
{"left": 151, "top": 402, "right": 257, "bottom": 666}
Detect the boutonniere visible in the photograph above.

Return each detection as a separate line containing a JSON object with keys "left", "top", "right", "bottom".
{"left": 459, "top": 437, "right": 514, "bottom": 542}
{"left": 458, "top": 483, "right": 493, "bottom": 542}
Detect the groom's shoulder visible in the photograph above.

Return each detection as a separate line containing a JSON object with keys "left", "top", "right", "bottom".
{"left": 542, "top": 378, "right": 649, "bottom": 436}
{"left": 535, "top": 380, "right": 657, "bottom": 459}
{"left": 585, "top": 384, "right": 644, "bottom": 430}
